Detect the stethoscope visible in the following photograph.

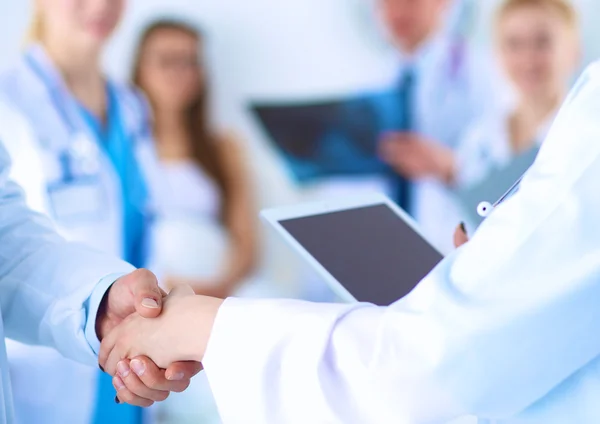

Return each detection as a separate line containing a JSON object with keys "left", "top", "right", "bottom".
{"left": 477, "top": 175, "right": 524, "bottom": 218}
{"left": 24, "top": 48, "right": 103, "bottom": 182}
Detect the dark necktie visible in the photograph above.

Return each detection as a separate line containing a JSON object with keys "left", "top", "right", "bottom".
{"left": 394, "top": 68, "right": 415, "bottom": 213}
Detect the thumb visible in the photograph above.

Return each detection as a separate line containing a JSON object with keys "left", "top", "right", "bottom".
{"left": 130, "top": 269, "right": 163, "bottom": 318}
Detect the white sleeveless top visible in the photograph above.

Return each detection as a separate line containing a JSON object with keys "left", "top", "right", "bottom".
{"left": 159, "top": 160, "right": 222, "bottom": 220}
{"left": 153, "top": 160, "right": 229, "bottom": 281}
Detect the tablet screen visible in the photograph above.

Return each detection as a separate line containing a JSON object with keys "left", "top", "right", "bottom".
{"left": 279, "top": 203, "right": 443, "bottom": 306}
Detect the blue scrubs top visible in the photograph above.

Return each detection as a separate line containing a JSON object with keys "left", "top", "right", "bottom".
{"left": 77, "top": 83, "right": 148, "bottom": 424}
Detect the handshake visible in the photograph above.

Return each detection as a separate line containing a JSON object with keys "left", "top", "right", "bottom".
{"left": 96, "top": 270, "right": 224, "bottom": 406}
{"left": 99, "top": 223, "right": 470, "bottom": 407}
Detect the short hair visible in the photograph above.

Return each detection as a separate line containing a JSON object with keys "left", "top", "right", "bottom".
{"left": 496, "top": 0, "right": 579, "bottom": 29}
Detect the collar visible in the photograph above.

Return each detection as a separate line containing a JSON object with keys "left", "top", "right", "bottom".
{"left": 396, "top": 31, "right": 448, "bottom": 76}
{"left": 24, "top": 44, "right": 65, "bottom": 92}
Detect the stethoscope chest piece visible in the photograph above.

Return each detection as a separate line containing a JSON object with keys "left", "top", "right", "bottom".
{"left": 477, "top": 201, "right": 493, "bottom": 218}
{"left": 476, "top": 175, "right": 526, "bottom": 220}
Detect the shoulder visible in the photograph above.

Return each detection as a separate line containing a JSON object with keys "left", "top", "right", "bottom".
{"left": 215, "top": 129, "right": 241, "bottom": 146}
{"left": 451, "top": 39, "right": 513, "bottom": 108}
{"left": 533, "top": 62, "right": 600, "bottom": 173}
{"left": 213, "top": 130, "right": 250, "bottom": 171}
{"left": 0, "top": 98, "right": 36, "bottom": 143}
{"left": 447, "top": 38, "right": 503, "bottom": 84}
{"left": 109, "top": 79, "right": 153, "bottom": 136}
{"left": 561, "top": 61, "right": 600, "bottom": 108}
{"left": 214, "top": 129, "right": 249, "bottom": 158}
{"left": 0, "top": 67, "right": 22, "bottom": 94}
{"left": 548, "top": 61, "right": 600, "bottom": 125}
{"left": 110, "top": 79, "right": 152, "bottom": 116}
{"left": 0, "top": 100, "right": 41, "bottom": 170}
{"left": 0, "top": 59, "right": 41, "bottom": 107}
{"left": 0, "top": 101, "right": 37, "bottom": 181}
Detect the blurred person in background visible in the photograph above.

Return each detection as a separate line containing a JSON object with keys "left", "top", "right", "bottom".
{"left": 454, "top": 0, "right": 580, "bottom": 202}
{"left": 376, "top": 0, "right": 506, "bottom": 253}
{"left": 389, "top": 0, "right": 580, "bottom": 230}
{"left": 132, "top": 19, "right": 260, "bottom": 424}
{"left": 0, "top": 0, "right": 165, "bottom": 423}
{"left": 132, "top": 19, "right": 257, "bottom": 301}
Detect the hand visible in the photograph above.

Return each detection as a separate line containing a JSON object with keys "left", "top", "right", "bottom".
{"left": 96, "top": 269, "right": 164, "bottom": 340}
{"left": 166, "top": 275, "right": 236, "bottom": 299}
{"left": 453, "top": 223, "right": 469, "bottom": 248}
{"left": 96, "top": 270, "right": 203, "bottom": 406}
{"left": 99, "top": 286, "right": 223, "bottom": 374}
{"left": 379, "top": 132, "right": 456, "bottom": 183}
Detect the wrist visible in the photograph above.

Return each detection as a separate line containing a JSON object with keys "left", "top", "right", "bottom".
{"left": 189, "top": 296, "right": 225, "bottom": 362}
{"left": 94, "top": 283, "right": 116, "bottom": 341}
{"left": 439, "top": 152, "right": 457, "bottom": 186}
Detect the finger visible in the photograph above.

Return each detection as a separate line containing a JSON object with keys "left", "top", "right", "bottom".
{"left": 130, "top": 269, "right": 163, "bottom": 318}
{"left": 453, "top": 222, "right": 469, "bottom": 248}
{"left": 116, "top": 359, "right": 170, "bottom": 402}
{"left": 104, "top": 336, "right": 127, "bottom": 377}
{"left": 99, "top": 322, "right": 121, "bottom": 375}
{"left": 379, "top": 142, "right": 403, "bottom": 163}
{"left": 165, "top": 361, "right": 204, "bottom": 386}
{"left": 128, "top": 356, "right": 193, "bottom": 393}
{"left": 169, "top": 284, "right": 195, "bottom": 298}
{"left": 113, "top": 375, "right": 155, "bottom": 408}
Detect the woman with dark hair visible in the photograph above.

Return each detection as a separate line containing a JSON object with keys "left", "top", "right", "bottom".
{"left": 133, "top": 19, "right": 257, "bottom": 300}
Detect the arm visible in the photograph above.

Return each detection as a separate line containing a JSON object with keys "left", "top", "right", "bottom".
{"left": 199, "top": 64, "right": 600, "bottom": 422}
{"left": 0, "top": 142, "right": 134, "bottom": 364}
{"left": 0, "top": 139, "right": 202, "bottom": 406}
{"left": 207, "top": 133, "right": 258, "bottom": 295}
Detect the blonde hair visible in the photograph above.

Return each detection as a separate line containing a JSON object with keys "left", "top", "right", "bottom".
{"left": 497, "top": 0, "right": 579, "bottom": 29}
{"left": 26, "top": 3, "right": 44, "bottom": 43}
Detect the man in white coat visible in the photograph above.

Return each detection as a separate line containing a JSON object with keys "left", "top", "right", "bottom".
{"left": 0, "top": 113, "right": 200, "bottom": 423}
{"left": 101, "top": 61, "right": 600, "bottom": 423}
{"left": 377, "top": 0, "right": 507, "bottom": 254}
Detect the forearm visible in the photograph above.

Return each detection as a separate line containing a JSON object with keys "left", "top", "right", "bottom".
{"left": 204, "top": 245, "right": 600, "bottom": 424}
{"left": 220, "top": 192, "right": 258, "bottom": 289}
{"left": 203, "top": 69, "right": 600, "bottom": 421}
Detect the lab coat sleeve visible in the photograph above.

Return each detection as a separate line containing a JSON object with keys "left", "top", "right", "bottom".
{"left": 0, "top": 143, "right": 134, "bottom": 366}
{"left": 203, "top": 62, "right": 600, "bottom": 423}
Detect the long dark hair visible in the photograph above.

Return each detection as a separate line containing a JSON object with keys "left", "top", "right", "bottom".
{"left": 132, "top": 19, "right": 230, "bottom": 214}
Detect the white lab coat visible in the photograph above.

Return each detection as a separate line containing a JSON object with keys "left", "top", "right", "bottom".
{"left": 0, "top": 138, "right": 135, "bottom": 424}
{"left": 0, "top": 45, "right": 163, "bottom": 424}
{"left": 202, "top": 61, "right": 600, "bottom": 423}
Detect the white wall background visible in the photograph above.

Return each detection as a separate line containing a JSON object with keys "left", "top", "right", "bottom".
{"left": 2, "top": 0, "right": 598, "bottom": 104}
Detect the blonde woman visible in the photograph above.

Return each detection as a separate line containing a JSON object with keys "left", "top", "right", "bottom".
{"left": 454, "top": 0, "right": 580, "bottom": 190}
{"left": 0, "top": 0, "right": 165, "bottom": 423}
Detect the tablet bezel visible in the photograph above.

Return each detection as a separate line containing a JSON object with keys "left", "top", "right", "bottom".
{"left": 260, "top": 192, "right": 442, "bottom": 303}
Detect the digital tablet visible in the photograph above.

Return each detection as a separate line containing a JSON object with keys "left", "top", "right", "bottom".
{"left": 261, "top": 193, "right": 443, "bottom": 306}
